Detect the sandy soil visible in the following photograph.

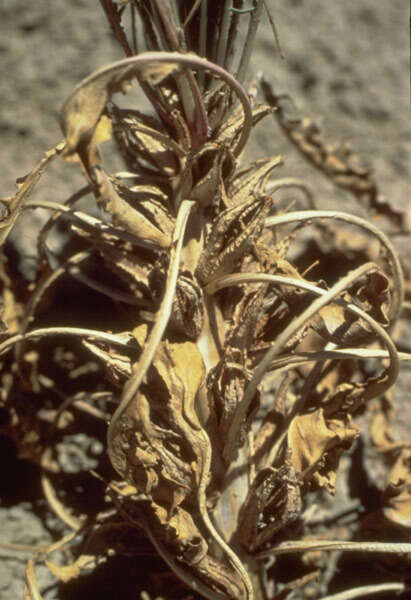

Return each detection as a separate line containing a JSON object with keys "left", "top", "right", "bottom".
{"left": 0, "top": 2, "right": 410, "bottom": 599}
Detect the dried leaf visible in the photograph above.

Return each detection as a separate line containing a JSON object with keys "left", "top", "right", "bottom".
{"left": 0, "top": 143, "right": 64, "bottom": 247}
{"left": 82, "top": 339, "right": 132, "bottom": 385}
{"left": 170, "top": 272, "right": 204, "bottom": 340}
{"left": 215, "top": 103, "right": 272, "bottom": 151}
{"left": 197, "top": 196, "right": 272, "bottom": 283}
{"left": 110, "top": 338, "right": 206, "bottom": 506}
{"left": 239, "top": 462, "right": 302, "bottom": 551}
{"left": 312, "top": 270, "right": 390, "bottom": 346}
{"left": 288, "top": 409, "right": 359, "bottom": 493}
{"left": 262, "top": 78, "right": 408, "bottom": 229}
{"left": 228, "top": 155, "right": 283, "bottom": 208}
{"left": 61, "top": 56, "right": 179, "bottom": 161}
{"left": 94, "top": 168, "right": 171, "bottom": 249}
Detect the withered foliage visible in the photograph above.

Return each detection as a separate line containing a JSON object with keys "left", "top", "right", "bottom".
{"left": 0, "top": 2, "right": 410, "bottom": 600}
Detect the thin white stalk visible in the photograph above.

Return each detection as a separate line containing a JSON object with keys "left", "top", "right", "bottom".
{"left": 0, "top": 327, "right": 133, "bottom": 358}
{"left": 267, "top": 348, "right": 411, "bottom": 375}
{"left": 41, "top": 473, "right": 82, "bottom": 531}
{"left": 24, "top": 199, "right": 157, "bottom": 249}
{"left": 198, "top": 0, "right": 207, "bottom": 87}
{"left": 206, "top": 270, "right": 399, "bottom": 398}
{"left": 266, "top": 178, "right": 315, "bottom": 209}
{"left": 14, "top": 250, "right": 92, "bottom": 365}
{"left": 62, "top": 52, "right": 253, "bottom": 156}
{"left": 183, "top": 0, "right": 202, "bottom": 27}
{"left": 319, "top": 582, "right": 406, "bottom": 600}
{"left": 107, "top": 200, "right": 195, "bottom": 470}
{"left": 24, "top": 557, "right": 44, "bottom": 600}
{"left": 265, "top": 210, "right": 404, "bottom": 323}
{"left": 255, "top": 539, "right": 411, "bottom": 559}
{"left": 206, "top": 265, "right": 399, "bottom": 450}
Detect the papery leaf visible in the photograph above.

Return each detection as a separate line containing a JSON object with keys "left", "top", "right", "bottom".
{"left": 208, "top": 347, "right": 249, "bottom": 459}
{"left": 207, "top": 284, "right": 268, "bottom": 463}
{"left": 147, "top": 501, "right": 247, "bottom": 598}
{"left": 109, "top": 335, "right": 250, "bottom": 597}
{"left": 80, "top": 113, "right": 113, "bottom": 168}
{"left": 288, "top": 409, "right": 359, "bottom": 493}
{"left": 94, "top": 168, "right": 171, "bottom": 249}
{"left": 322, "top": 371, "right": 389, "bottom": 415}
{"left": 197, "top": 195, "right": 272, "bottom": 283}
{"left": 96, "top": 242, "right": 155, "bottom": 304}
{"left": 187, "top": 143, "right": 235, "bottom": 207}
{"left": 0, "top": 259, "right": 23, "bottom": 336}
{"left": 215, "top": 103, "right": 272, "bottom": 152}
{"left": 82, "top": 339, "right": 132, "bottom": 386}
{"left": 170, "top": 272, "right": 204, "bottom": 340}
{"left": 357, "top": 269, "right": 390, "bottom": 327}
{"left": 112, "top": 111, "right": 181, "bottom": 176}
{"left": 312, "top": 270, "right": 390, "bottom": 346}
{"left": 225, "top": 283, "right": 267, "bottom": 351}
{"left": 0, "top": 143, "right": 64, "bottom": 247}
{"left": 61, "top": 56, "right": 180, "bottom": 160}
{"left": 126, "top": 188, "right": 175, "bottom": 238}
{"left": 228, "top": 155, "right": 283, "bottom": 208}
{"left": 239, "top": 463, "right": 302, "bottom": 551}
{"left": 110, "top": 338, "right": 205, "bottom": 510}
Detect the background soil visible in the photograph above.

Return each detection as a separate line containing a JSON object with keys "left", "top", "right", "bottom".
{"left": 0, "top": 1, "right": 410, "bottom": 599}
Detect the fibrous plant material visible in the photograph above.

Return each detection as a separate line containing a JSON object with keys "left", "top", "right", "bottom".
{"left": 0, "top": 2, "right": 410, "bottom": 599}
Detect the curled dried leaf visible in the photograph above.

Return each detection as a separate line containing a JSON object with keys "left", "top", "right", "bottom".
{"left": 0, "top": 143, "right": 64, "bottom": 247}
{"left": 239, "top": 462, "right": 302, "bottom": 551}
{"left": 197, "top": 196, "right": 272, "bottom": 284}
{"left": 61, "top": 52, "right": 252, "bottom": 168}
{"left": 287, "top": 409, "right": 359, "bottom": 493}
{"left": 94, "top": 168, "right": 171, "bottom": 249}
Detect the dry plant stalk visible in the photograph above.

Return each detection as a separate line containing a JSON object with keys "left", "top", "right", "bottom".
{"left": 0, "top": 2, "right": 410, "bottom": 600}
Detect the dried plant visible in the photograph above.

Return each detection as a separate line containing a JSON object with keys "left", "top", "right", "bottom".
{"left": 0, "top": 2, "right": 410, "bottom": 600}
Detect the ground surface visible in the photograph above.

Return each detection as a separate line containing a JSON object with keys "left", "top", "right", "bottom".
{"left": 0, "top": 1, "right": 410, "bottom": 599}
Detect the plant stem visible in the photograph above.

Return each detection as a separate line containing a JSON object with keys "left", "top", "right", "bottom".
{"left": 265, "top": 210, "right": 404, "bottom": 323}
{"left": 320, "top": 582, "right": 406, "bottom": 600}
{"left": 207, "top": 264, "right": 399, "bottom": 459}
{"left": 0, "top": 327, "right": 134, "bottom": 358}
{"left": 255, "top": 539, "right": 411, "bottom": 558}
{"left": 107, "top": 199, "right": 195, "bottom": 473}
